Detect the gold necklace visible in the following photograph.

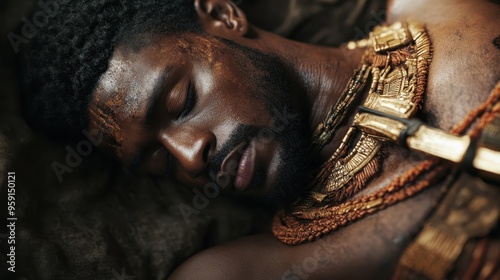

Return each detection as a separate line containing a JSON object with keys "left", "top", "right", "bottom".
{"left": 294, "top": 21, "right": 432, "bottom": 215}
{"left": 273, "top": 21, "right": 433, "bottom": 243}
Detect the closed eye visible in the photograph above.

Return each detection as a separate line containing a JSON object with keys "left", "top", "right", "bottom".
{"left": 178, "top": 81, "right": 197, "bottom": 119}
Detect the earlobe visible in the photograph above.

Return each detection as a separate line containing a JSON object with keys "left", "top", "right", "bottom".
{"left": 194, "top": 0, "right": 248, "bottom": 37}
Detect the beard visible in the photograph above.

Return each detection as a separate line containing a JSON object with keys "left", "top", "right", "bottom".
{"left": 207, "top": 39, "right": 309, "bottom": 203}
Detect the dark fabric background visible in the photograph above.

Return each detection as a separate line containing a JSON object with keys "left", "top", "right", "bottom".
{"left": 0, "top": 0, "right": 385, "bottom": 279}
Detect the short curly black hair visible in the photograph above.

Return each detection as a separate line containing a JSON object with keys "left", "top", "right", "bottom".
{"left": 20, "top": 0, "right": 200, "bottom": 140}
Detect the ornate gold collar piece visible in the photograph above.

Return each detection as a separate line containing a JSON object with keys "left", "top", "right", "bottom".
{"left": 296, "top": 21, "right": 432, "bottom": 215}
{"left": 273, "top": 21, "right": 433, "bottom": 244}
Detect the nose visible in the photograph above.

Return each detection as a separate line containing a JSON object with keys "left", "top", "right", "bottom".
{"left": 158, "top": 126, "right": 216, "bottom": 178}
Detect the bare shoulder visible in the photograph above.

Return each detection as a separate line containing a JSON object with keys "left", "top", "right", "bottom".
{"left": 167, "top": 233, "right": 348, "bottom": 280}
{"left": 169, "top": 186, "right": 442, "bottom": 280}
{"left": 389, "top": 0, "right": 500, "bottom": 129}
{"left": 168, "top": 234, "right": 294, "bottom": 280}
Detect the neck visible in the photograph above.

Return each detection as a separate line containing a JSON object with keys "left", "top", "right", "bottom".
{"left": 253, "top": 29, "right": 364, "bottom": 162}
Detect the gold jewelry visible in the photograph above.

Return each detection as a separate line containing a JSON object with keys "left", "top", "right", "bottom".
{"left": 309, "top": 64, "right": 371, "bottom": 157}
{"left": 274, "top": 33, "right": 500, "bottom": 245}
{"left": 273, "top": 21, "right": 434, "bottom": 244}
{"left": 393, "top": 92, "right": 500, "bottom": 279}
{"left": 293, "top": 21, "right": 432, "bottom": 217}
{"left": 273, "top": 23, "right": 500, "bottom": 261}
{"left": 273, "top": 81, "right": 500, "bottom": 244}
{"left": 394, "top": 171, "right": 500, "bottom": 280}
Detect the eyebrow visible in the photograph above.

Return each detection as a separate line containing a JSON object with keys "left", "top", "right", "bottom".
{"left": 145, "top": 65, "right": 173, "bottom": 123}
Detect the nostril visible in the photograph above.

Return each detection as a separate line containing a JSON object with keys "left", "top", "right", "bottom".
{"left": 202, "top": 143, "right": 211, "bottom": 163}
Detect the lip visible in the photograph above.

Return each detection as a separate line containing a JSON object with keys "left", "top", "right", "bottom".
{"left": 217, "top": 140, "right": 256, "bottom": 191}
{"left": 234, "top": 141, "right": 256, "bottom": 191}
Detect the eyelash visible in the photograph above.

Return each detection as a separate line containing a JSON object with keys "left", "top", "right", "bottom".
{"left": 178, "top": 82, "right": 197, "bottom": 119}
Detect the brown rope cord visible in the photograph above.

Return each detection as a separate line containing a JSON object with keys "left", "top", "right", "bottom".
{"left": 463, "top": 238, "right": 490, "bottom": 280}
{"left": 480, "top": 246, "right": 500, "bottom": 279}
{"left": 273, "top": 81, "right": 500, "bottom": 245}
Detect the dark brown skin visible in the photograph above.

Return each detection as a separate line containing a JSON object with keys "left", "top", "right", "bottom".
{"left": 87, "top": 0, "right": 500, "bottom": 278}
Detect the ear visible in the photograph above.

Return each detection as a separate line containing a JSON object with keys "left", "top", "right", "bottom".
{"left": 194, "top": 0, "right": 248, "bottom": 37}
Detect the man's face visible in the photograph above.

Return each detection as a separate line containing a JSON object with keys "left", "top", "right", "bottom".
{"left": 88, "top": 33, "right": 307, "bottom": 201}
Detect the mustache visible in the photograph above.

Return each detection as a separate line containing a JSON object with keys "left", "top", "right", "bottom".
{"left": 208, "top": 124, "right": 260, "bottom": 183}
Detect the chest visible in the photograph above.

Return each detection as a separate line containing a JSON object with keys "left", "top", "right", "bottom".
{"left": 390, "top": 0, "right": 500, "bottom": 130}
{"left": 355, "top": 3, "right": 500, "bottom": 196}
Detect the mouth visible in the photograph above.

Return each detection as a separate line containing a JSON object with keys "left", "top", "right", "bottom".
{"left": 216, "top": 140, "right": 256, "bottom": 191}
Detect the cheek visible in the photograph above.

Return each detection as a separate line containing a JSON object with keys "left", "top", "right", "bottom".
{"left": 193, "top": 61, "right": 272, "bottom": 123}
{"left": 187, "top": 88, "right": 274, "bottom": 154}
{"left": 190, "top": 52, "right": 276, "bottom": 135}
{"left": 200, "top": 88, "right": 272, "bottom": 128}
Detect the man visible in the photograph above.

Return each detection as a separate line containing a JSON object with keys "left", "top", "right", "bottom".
{"left": 21, "top": 0, "right": 500, "bottom": 279}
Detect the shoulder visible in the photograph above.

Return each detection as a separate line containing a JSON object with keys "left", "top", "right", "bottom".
{"left": 169, "top": 189, "right": 440, "bottom": 280}
{"left": 167, "top": 229, "right": 385, "bottom": 280}
{"left": 390, "top": 0, "right": 500, "bottom": 130}
{"left": 168, "top": 234, "right": 290, "bottom": 280}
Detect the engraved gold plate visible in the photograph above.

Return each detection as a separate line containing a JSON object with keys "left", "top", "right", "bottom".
{"left": 355, "top": 113, "right": 407, "bottom": 141}
{"left": 324, "top": 134, "right": 381, "bottom": 193}
{"left": 363, "top": 61, "right": 419, "bottom": 118}
{"left": 370, "top": 21, "right": 412, "bottom": 52}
